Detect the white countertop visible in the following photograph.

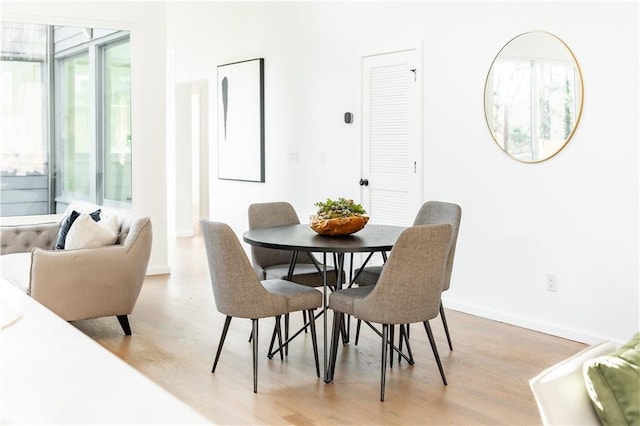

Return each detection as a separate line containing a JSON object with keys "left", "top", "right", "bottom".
{"left": 0, "top": 278, "right": 212, "bottom": 425}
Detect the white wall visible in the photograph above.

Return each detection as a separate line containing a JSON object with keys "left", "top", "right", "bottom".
{"left": 3, "top": 1, "right": 169, "bottom": 274}
{"left": 167, "top": 1, "right": 639, "bottom": 344}
{"left": 172, "top": 83, "right": 194, "bottom": 237}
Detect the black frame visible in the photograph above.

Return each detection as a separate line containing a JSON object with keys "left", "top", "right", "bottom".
{"left": 216, "top": 58, "right": 265, "bottom": 182}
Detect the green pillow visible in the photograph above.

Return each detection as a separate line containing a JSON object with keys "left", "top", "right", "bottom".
{"left": 583, "top": 332, "right": 640, "bottom": 426}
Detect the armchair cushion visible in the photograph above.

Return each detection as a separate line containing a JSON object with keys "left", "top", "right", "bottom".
{"left": 65, "top": 213, "right": 119, "bottom": 250}
{"left": 55, "top": 209, "right": 101, "bottom": 249}
{"left": 583, "top": 333, "right": 640, "bottom": 426}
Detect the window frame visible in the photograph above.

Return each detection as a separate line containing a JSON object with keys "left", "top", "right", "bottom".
{"left": 53, "top": 31, "right": 131, "bottom": 210}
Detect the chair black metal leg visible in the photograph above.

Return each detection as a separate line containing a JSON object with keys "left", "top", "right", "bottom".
{"left": 362, "top": 320, "right": 414, "bottom": 365}
{"left": 398, "top": 324, "right": 404, "bottom": 365}
{"left": 276, "top": 316, "right": 284, "bottom": 361}
{"left": 252, "top": 319, "right": 259, "bottom": 393}
{"left": 267, "top": 308, "right": 327, "bottom": 359}
{"left": 284, "top": 313, "right": 290, "bottom": 356}
{"left": 355, "top": 319, "right": 361, "bottom": 345}
{"left": 308, "top": 309, "right": 320, "bottom": 378}
{"left": 398, "top": 324, "right": 415, "bottom": 365}
{"left": 380, "top": 324, "right": 389, "bottom": 402}
{"left": 303, "top": 310, "right": 308, "bottom": 333}
{"left": 212, "top": 315, "right": 232, "bottom": 372}
{"left": 440, "top": 303, "right": 453, "bottom": 350}
{"left": 117, "top": 315, "right": 132, "bottom": 335}
{"left": 267, "top": 316, "right": 279, "bottom": 360}
{"left": 403, "top": 325, "right": 414, "bottom": 365}
{"left": 423, "top": 321, "right": 447, "bottom": 385}
{"left": 389, "top": 325, "right": 395, "bottom": 369}
{"left": 340, "top": 314, "right": 349, "bottom": 346}
{"left": 328, "top": 311, "right": 343, "bottom": 382}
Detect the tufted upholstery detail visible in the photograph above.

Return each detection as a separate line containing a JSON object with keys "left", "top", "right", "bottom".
{"left": 0, "top": 223, "right": 59, "bottom": 255}
{"left": 1, "top": 203, "right": 153, "bottom": 326}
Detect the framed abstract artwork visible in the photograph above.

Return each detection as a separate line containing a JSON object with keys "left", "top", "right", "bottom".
{"left": 217, "top": 58, "right": 265, "bottom": 182}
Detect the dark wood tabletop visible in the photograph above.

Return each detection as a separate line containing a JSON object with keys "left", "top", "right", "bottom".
{"left": 242, "top": 223, "right": 406, "bottom": 253}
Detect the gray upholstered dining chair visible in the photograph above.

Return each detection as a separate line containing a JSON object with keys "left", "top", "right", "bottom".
{"left": 354, "top": 201, "right": 462, "bottom": 351}
{"left": 248, "top": 201, "right": 341, "bottom": 288}
{"left": 200, "top": 219, "right": 322, "bottom": 393}
{"left": 248, "top": 201, "right": 343, "bottom": 353}
{"left": 327, "top": 223, "right": 453, "bottom": 401}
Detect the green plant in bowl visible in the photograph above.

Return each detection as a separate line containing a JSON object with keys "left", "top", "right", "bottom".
{"left": 314, "top": 197, "right": 367, "bottom": 219}
{"left": 311, "top": 198, "right": 369, "bottom": 236}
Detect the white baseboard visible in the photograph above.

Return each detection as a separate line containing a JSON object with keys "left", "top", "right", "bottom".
{"left": 173, "top": 230, "right": 194, "bottom": 238}
{"left": 146, "top": 266, "right": 170, "bottom": 276}
{"left": 443, "top": 297, "right": 612, "bottom": 346}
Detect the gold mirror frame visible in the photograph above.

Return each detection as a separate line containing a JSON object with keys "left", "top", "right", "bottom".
{"left": 484, "top": 31, "right": 584, "bottom": 163}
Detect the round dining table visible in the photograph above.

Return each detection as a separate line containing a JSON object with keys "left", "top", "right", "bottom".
{"left": 243, "top": 223, "right": 406, "bottom": 382}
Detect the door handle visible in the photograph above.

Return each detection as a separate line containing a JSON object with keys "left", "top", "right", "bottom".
{"left": 359, "top": 178, "right": 369, "bottom": 186}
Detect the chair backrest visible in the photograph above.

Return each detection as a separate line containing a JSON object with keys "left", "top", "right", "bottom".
{"left": 354, "top": 223, "right": 452, "bottom": 325}
{"left": 200, "top": 219, "right": 286, "bottom": 318}
{"left": 248, "top": 202, "right": 315, "bottom": 272}
{"left": 413, "top": 201, "right": 461, "bottom": 292}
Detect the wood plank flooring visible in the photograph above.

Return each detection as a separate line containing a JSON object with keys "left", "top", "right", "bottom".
{"left": 72, "top": 236, "right": 586, "bottom": 425}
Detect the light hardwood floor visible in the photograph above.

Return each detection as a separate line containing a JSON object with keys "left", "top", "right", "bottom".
{"left": 73, "top": 236, "right": 586, "bottom": 425}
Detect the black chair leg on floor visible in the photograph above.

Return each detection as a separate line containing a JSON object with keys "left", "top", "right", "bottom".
{"left": 284, "top": 313, "right": 290, "bottom": 356}
{"left": 398, "top": 324, "right": 404, "bottom": 365}
{"left": 380, "top": 324, "right": 389, "bottom": 402}
{"left": 212, "top": 315, "right": 232, "bottom": 372}
{"left": 308, "top": 309, "right": 320, "bottom": 378}
{"left": 346, "top": 315, "right": 351, "bottom": 343}
{"left": 440, "top": 303, "right": 453, "bottom": 350}
{"left": 117, "top": 315, "right": 131, "bottom": 335}
{"left": 398, "top": 324, "right": 415, "bottom": 365}
{"left": 403, "top": 325, "right": 414, "bottom": 365}
{"left": 276, "top": 316, "right": 284, "bottom": 361}
{"left": 252, "top": 318, "right": 259, "bottom": 393}
{"left": 389, "top": 325, "right": 395, "bottom": 369}
{"left": 355, "top": 319, "right": 361, "bottom": 345}
{"left": 328, "top": 312, "right": 343, "bottom": 382}
{"left": 267, "top": 316, "right": 284, "bottom": 361}
{"left": 423, "top": 321, "right": 447, "bottom": 385}
{"left": 267, "top": 316, "right": 279, "bottom": 360}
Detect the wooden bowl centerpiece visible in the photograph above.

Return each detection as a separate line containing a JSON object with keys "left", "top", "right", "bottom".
{"left": 310, "top": 197, "right": 369, "bottom": 236}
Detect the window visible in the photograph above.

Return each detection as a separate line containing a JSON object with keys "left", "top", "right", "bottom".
{"left": 0, "top": 23, "right": 49, "bottom": 216}
{"left": 55, "top": 28, "right": 131, "bottom": 209}
{"left": 0, "top": 22, "right": 131, "bottom": 217}
{"left": 103, "top": 40, "right": 132, "bottom": 203}
{"left": 59, "top": 52, "right": 91, "bottom": 198}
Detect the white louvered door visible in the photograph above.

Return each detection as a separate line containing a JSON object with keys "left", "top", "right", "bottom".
{"left": 361, "top": 49, "right": 422, "bottom": 227}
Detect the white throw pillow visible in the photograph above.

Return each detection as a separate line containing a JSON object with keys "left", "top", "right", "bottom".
{"left": 65, "top": 213, "right": 119, "bottom": 250}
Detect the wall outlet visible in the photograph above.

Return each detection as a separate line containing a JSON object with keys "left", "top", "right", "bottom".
{"left": 546, "top": 273, "right": 558, "bottom": 292}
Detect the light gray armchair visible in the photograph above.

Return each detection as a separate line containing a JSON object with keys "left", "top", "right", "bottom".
{"left": 0, "top": 203, "right": 152, "bottom": 335}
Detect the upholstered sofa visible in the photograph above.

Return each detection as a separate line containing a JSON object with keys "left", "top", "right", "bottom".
{"left": 0, "top": 202, "right": 152, "bottom": 334}
{"left": 530, "top": 334, "right": 639, "bottom": 426}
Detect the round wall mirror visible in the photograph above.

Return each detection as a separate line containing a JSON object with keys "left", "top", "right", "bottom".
{"left": 484, "top": 31, "right": 583, "bottom": 163}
